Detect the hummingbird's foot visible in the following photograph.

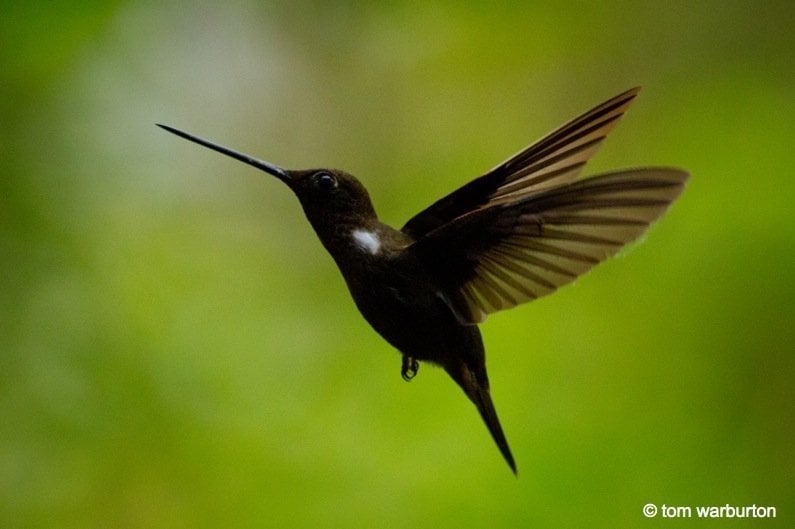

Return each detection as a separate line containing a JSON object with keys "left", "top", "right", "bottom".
{"left": 401, "top": 355, "right": 419, "bottom": 381}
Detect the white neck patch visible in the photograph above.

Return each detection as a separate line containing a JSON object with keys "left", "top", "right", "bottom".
{"left": 352, "top": 229, "right": 381, "bottom": 255}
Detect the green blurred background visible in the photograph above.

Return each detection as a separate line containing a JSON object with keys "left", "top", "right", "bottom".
{"left": 2, "top": 2, "right": 793, "bottom": 528}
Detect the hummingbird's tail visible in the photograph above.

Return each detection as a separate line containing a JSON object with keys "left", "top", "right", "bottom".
{"left": 446, "top": 363, "right": 517, "bottom": 474}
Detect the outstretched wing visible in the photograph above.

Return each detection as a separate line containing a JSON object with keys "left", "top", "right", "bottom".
{"left": 408, "top": 168, "right": 689, "bottom": 324}
{"left": 402, "top": 87, "right": 641, "bottom": 239}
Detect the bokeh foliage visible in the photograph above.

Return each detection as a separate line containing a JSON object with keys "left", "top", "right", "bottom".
{"left": 2, "top": 2, "right": 793, "bottom": 528}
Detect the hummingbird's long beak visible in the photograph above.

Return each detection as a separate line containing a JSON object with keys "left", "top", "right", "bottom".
{"left": 157, "top": 124, "right": 290, "bottom": 184}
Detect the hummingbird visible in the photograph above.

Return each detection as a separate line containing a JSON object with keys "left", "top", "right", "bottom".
{"left": 158, "top": 87, "right": 687, "bottom": 474}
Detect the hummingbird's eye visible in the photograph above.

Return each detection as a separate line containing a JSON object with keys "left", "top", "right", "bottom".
{"left": 313, "top": 172, "right": 338, "bottom": 191}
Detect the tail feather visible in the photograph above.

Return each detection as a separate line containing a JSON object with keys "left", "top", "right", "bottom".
{"left": 447, "top": 363, "right": 517, "bottom": 474}
{"left": 471, "top": 384, "right": 517, "bottom": 474}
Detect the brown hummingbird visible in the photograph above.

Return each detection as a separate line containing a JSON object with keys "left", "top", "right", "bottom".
{"left": 158, "top": 87, "right": 688, "bottom": 474}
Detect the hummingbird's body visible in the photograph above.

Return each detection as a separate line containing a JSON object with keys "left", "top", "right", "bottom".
{"left": 293, "top": 180, "right": 515, "bottom": 465}
{"left": 159, "top": 87, "right": 688, "bottom": 474}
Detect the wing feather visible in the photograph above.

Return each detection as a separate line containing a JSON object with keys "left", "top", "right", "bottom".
{"left": 410, "top": 168, "right": 688, "bottom": 324}
{"left": 402, "top": 87, "right": 641, "bottom": 238}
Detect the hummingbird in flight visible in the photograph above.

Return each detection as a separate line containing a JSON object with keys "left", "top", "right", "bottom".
{"left": 158, "top": 87, "right": 687, "bottom": 474}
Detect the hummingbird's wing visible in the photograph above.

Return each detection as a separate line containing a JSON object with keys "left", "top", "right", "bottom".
{"left": 408, "top": 168, "right": 688, "bottom": 324}
{"left": 402, "top": 87, "right": 641, "bottom": 239}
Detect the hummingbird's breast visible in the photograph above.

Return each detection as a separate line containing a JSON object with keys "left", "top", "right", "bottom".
{"left": 328, "top": 224, "right": 473, "bottom": 365}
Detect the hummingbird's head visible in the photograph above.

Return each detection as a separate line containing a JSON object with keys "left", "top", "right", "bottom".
{"left": 157, "top": 124, "right": 378, "bottom": 233}
{"left": 283, "top": 168, "right": 376, "bottom": 226}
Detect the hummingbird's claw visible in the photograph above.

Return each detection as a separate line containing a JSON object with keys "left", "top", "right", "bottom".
{"left": 401, "top": 355, "right": 419, "bottom": 381}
